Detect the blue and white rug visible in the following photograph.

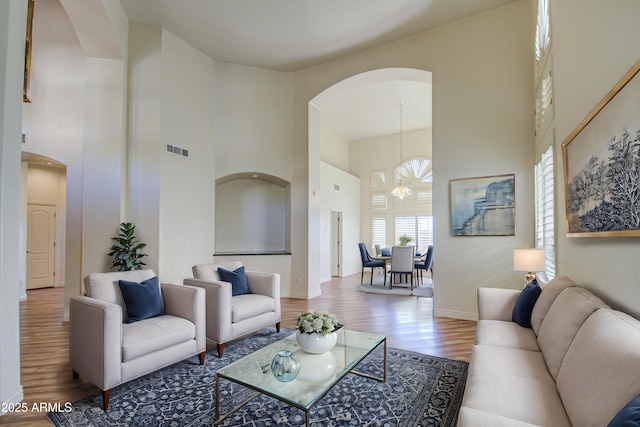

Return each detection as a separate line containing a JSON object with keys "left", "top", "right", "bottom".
{"left": 48, "top": 328, "right": 467, "bottom": 426}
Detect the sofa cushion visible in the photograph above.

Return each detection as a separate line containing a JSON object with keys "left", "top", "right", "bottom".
{"left": 462, "top": 348, "right": 571, "bottom": 426}
{"left": 231, "top": 294, "right": 275, "bottom": 323}
{"left": 192, "top": 261, "right": 243, "bottom": 281}
{"left": 84, "top": 269, "right": 157, "bottom": 322}
{"left": 118, "top": 276, "right": 165, "bottom": 323}
{"left": 537, "top": 287, "right": 608, "bottom": 380}
{"left": 475, "top": 320, "right": 540, "bottom": 351}
{"left": 218, "top": 266, "right": 250, "bottom": 296}
{"left": 512, "top": 281, "right": 541, "bottom": 328}
{"left": 608, "top": 395, "right": 640, "bottom": 427}
{"left": 468, "top": 345, "right": 551, "bottom": 380}
{"left": 557, "top": 309, "right": 640, "bottom": 427}
{"left": 121, "top": 314, "right": 196, "bottom": 361}
{"left": 530, "top": 275, "right": 578, "bottom": 335}
{"left": 458, "top": 407, "right": 546, "bottom": 427}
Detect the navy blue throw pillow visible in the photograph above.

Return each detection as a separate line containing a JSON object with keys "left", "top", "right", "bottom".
{"left": 512, "top": 280, "right": 542, "bottom": 328}
{"left": 218, "top": 266, "right": 250, "bottom": 296}
{"left": 118, "top": 276, "right": 164, "bottom": 323}
{"left": 608, "top": 395, "right": 640, "bottom": 427}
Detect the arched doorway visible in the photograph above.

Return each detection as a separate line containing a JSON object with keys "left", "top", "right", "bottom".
{"left": 308, "top": 68, "right": 433, "bottom": 289}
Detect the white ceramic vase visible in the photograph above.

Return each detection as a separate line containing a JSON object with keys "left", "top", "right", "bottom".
{"left": 294, "top": 350, "right": 337, "bottom": 383}
{"left": 296, "top": 330, "right": 337, "bottom": 354}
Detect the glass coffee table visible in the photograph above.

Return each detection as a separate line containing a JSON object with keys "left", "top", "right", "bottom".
{"left": 215, "top": 329, "right": 386, "bottom": 426}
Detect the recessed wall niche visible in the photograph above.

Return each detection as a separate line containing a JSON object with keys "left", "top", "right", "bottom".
{"left": 215, "top": 173, "right": 291, "bottom": 254}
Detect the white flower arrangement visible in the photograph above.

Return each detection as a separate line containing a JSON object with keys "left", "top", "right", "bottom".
{"left": 295, "top": 310, "right": 341, "bottom": 335}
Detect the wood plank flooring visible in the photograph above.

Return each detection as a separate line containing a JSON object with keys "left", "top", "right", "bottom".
{"left": 1, "top": 273, "right": 475, "bottom": 426}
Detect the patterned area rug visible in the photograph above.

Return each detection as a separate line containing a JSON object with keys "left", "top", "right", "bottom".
{"left": 48, "top": 328, "right": 467, "bottom": 426}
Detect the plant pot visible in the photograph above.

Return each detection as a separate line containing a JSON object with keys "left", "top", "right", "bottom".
{"left": 296, "top": 330, "right": 337, "bottom": 354}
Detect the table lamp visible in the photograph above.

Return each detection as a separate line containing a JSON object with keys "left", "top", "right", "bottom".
{"left": 513, "top": 246, "right": 545, "bottom": 286}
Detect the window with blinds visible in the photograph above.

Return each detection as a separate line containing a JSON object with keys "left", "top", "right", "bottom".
{"left": 535, "top": 0, "right": 551, "bottom": 81}
{"left": 369, "top": 157, "right": 433, "bottom": 251}
{"left": 535, "top": 62, "right": 554, "bottom": 139}
{"left": 535, "top": 145, "right": 555, "bottom": 279}
{"left": 370, "top": 192, "right": 387, "bottom": 210}
{"left": 371, "top": 217, "right": 386, "bottom": 249}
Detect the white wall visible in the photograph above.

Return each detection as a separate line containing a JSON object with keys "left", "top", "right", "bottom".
{"left": 213, "top": 61, "right": 295, "bottom": 295}
{"left": 0, "top": 0, "right": 27, "bottom": 411}
{"left": 21, "top": 0, "right": 88, "bottom": 315}
{"left": 127, "top": 25, "right": 217, "bottom": 284}
{"left": 295, "top": 1, "right": 534, "bottom": 318}
{"left": 213, "top": 62, "right": 293, "bottom": 182}
{"left": 319, "top": 118, "right": 349, "bottom": 171}
{"left": 551, "top": 0, "right": 640, "bottom": 318}
{"left": 158, "top": 30, "right": 216, "bottom": 283}
{"left": 319, "top": 162, "right": 361, "bottom": 281}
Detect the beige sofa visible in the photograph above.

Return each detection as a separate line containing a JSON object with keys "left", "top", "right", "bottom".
{"left": 458, "top": 276, "right": 640, "bottom": 426}
{"left": 70, "top": 269, "right": 206, "bottom": 409}
{"left": 184, "top": 261, "right": 281, "bottom": 357}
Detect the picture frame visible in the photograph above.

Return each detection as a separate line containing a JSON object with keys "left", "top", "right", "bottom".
{"left": 23, "top": 0, "right": 34, "bottom": 103}
{"left": 562, "top": 60, "right": 640, "bottom": 237}
{"left": 450, "top": 174, "right": 515, "bottom": 236}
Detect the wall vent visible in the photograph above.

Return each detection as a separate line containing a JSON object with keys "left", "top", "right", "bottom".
{"left": 166, "top": 143, "right": 189, "bottom": 157}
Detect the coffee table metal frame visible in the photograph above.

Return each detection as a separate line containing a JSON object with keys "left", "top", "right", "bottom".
{"left": 214, "top": 329, "right": 386, "bottom": 426}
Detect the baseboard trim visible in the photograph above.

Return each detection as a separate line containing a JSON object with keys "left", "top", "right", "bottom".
{"left": 0, "top": 385, "right": 24, "bottom": 416}
{"left": 435, "top": 308, "right": 477, "bottom": 321}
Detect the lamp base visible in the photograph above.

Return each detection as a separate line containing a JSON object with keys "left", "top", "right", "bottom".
{"left": 524, "top": 272, "right": 537, "bottom": 286}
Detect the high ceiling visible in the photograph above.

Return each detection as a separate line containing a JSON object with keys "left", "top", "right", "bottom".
{"left": 118, "top": 0, "right": 517, "bottom": 72}
{"left": 116, "top": 0, "right": 516, "bottom": 140}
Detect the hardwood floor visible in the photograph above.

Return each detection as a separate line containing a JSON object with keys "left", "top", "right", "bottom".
{"left": 1, "top": 273, "right": 475, "bottom": 426}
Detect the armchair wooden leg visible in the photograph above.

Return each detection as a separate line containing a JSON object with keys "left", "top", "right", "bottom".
{"left": 102, "top": 389, "right": 111, "bottom": 410}
{"left": 217, "top": 343, "right": 225, "bottom": 358}
{"left": 276, "top": 321, "right": 281, "bottom": 332}
{"left": 199, "top": 351, "right": 206, "bottom": 365}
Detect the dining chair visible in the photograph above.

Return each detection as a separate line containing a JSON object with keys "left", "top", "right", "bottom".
{"left": 390, "top": 245, "right": 415, "bottom": 290}
{"left": 358, "top": 243, "right": 386, "bottom": 286}
{"left": 415, "top": 245, "right": 433, "bottom": 285}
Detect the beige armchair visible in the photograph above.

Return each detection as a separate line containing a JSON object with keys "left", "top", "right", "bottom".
{"left": 69, "top": 269, "right": 206, "bottom": 410}
{"left": 184, "top": 261, "right": 281, "bottom": 357}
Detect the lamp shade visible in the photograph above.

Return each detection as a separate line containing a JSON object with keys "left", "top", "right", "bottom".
{"left": 513, "top": 248, "right": 545, "bottom": 272}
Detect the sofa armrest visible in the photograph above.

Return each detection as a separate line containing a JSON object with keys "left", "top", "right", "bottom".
{"left": 161, "top": 283, "right": 206, "bottom": 352}
{"left": 183, "top": 278, "right": 233, "bottom": 343}
{"left": 247, "top": 272, "right": 281, "bottom": 319}
{"left": 246, "top": 272, "right": 279, "bottom": 299}
{"left": 477, "top": 287, "right": 522, "bottom": 321}
{"left": 69, "top": 296, "right": 122, "bottom": 390}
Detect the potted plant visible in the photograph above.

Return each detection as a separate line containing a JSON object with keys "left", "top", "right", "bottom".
{"left": 108, "top": 222, "right": 148, "bottom": 271}
{"left": 399, "top": 235, "right": 413, "bottom": 246}
{"left": 295, "top": 310, "right": 342, "bottom": 354}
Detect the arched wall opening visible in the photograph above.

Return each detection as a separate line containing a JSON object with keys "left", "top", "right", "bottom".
{"left": 308, "top": 67, "right": 433, "bottom": 292}
{"left": 215, "top": 172, "right": 291, "bottom": 255}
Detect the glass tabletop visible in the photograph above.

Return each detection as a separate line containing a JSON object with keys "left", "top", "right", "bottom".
{"left": 216, "top": 329, "right": 386, "bottom": 409}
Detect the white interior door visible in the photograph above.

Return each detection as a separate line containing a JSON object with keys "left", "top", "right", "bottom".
{"left": 331, "top": 211, "right": 342, "bottom": 277}
{"left": 27, "top": 203, "right": 56, "bottom": 289}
